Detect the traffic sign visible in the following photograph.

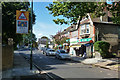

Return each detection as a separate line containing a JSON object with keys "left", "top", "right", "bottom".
{"left": 16, "top": 20, "right": 28, "bottom": 34}
{"left": 18, "top": 12, "right": 27, "bottom": 20}
{"left": 16, "top": 10, "right": 29, "bottom": 34}
{"left": 16, "top": 10, "right": 29, "bottom": 21}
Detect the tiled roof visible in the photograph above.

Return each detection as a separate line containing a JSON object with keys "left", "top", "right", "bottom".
{"left": 61, "top": 24, "right": 77, "bottom": 34}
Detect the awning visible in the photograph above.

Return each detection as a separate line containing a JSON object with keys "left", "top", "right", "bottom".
{"left": 70, "top": 44, "right": 81, "bottom": 48}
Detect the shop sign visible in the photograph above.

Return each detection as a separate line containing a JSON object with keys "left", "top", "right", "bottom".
{"left": 66, "top": 39, "right": 70, "bottom": 42}
{"left": 70, "top": 38, "right": 79, "bottom": 45}
{"left": 79, "top": 38, "right": 92, "bottom": 42}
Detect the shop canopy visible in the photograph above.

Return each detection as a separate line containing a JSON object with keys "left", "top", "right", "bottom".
{"left": 70, "top": 44, "right": 81, "bottom": 48}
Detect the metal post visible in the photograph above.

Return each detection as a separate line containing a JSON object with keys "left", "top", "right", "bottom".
{"left": 97, "top": 28, "right": 99, "bottom": 41}
{"left": 30, "top": 0, "right": 33, "bottom": 70}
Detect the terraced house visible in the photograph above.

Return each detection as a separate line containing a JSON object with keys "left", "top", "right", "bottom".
{"left": 54, "top": 10, "right": 120, "bottom": 58}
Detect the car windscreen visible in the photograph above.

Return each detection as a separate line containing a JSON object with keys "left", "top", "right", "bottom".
{"left": 60, "top": 50, "right": 67, "bottom": 53}
{"left": 49, "top": 50, "right": 55, "bottom": 52}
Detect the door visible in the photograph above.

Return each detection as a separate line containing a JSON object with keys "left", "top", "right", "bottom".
{"left": 86, "top": 46, "right": 91, "bottom": 57}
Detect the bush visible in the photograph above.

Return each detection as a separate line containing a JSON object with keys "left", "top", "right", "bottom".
{"left": 94, "top": 41, "right": 110, "bottom": 58}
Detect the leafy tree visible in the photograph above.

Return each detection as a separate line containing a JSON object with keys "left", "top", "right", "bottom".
{"left": 23, "top": 32, "right": 37, "bottom": 46}
{"left": 51, "top": 34, "right": 69, "bottom": 45}
{"left": 108, "top": 2, "right": 120, "bottom": 24}
{"left": 2, "top": 2, "right": 36, "bottom": 48}
{"left": 46, "top": 2, "right": 106, "bottom": 25}
{"left": 41, "top": 36, "right": 49, "bottom": 40}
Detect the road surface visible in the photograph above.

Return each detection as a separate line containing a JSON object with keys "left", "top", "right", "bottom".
{"left": 19, "top": 49, "right": 119, "bottom": 79}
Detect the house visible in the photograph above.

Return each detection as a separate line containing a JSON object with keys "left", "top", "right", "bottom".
{"left": 54, "top": 8, "right": 120, "bottom": 57}
{"left": 38, "top": 37, "right": 53, "bottom": 49}
{"left": 70, "top": 11, "right": 120, "bottom": 57}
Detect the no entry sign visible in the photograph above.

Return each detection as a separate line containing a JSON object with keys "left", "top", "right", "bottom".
{"left": 16, "top": 10, "right": 29, "bottom": 34}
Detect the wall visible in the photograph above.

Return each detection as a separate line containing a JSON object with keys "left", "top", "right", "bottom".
{"left": 94, "top": 23, "right": 119, "bottom": 53}
{"left": 70, "top": 30, "right": 78, "bottom": 38}
{"left": 2, "top": 45, "right": 13, "bottom": 70}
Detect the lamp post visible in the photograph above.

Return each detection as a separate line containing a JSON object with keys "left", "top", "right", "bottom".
{"left": 30, "top": 0, "right": 33, "bottom": 70}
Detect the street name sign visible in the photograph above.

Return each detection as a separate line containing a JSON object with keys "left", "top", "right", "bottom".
{"left": 16, "top": 10, "right": 29, "bottom": 34}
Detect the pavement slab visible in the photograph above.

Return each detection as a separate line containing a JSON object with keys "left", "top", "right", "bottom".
{"left": 71, "top": 56, "right": 119, "bottom": 71}
{"left": 2, "top": 50, "right": 44, "bottom": 80}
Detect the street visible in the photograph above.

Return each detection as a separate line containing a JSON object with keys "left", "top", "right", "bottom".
{"left": 19, "top": 49, "right": 118, "bottom": 79}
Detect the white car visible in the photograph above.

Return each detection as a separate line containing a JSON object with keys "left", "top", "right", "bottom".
{"left": 55, "top": 50, "right": 71, "bottom": 59}
{"left": 46, "top": 49, "right": 56, "bottom": 56}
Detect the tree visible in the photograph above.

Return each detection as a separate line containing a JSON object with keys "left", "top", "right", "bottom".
{"left": 23, "top": 32, "right": 37, "bottom": 46}
{"left": 108, "top": 2, "right": 120, "bottom": 24}
{"left": 2, "top": 2, "right": 36, "bottom": 48}
{"left": 46, "top": 2, "right": 106, "bottom": 26}
{"left": 51, "top": 34, "right": 69, "bottom": 46}
{"left": 41, "top": 36, "right": 49, "bottom": 40}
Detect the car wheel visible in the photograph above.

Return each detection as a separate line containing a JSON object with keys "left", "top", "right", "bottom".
{"left": 58, "top": 56, "right": 61, "bottom": 59}
{"left": 55, "top": 56, "right": 57, "bottom": 58}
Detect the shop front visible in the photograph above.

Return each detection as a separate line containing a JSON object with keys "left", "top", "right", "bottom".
{"left": 78, "top": 38, "right": 93, "bottom": 58}
{"left": 69, "top": 38, "right": 93, "bottom": 58}
{"left": 69, "top": 38, "right": 81, "bottom": 56}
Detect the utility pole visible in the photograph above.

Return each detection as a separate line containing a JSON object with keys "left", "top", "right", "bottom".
{"left": 30, "top": 0, "right": 33, "bottom": 70}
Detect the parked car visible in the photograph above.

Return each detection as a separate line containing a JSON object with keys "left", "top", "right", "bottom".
{"left": 55, "top": 50, "right": 71, "bottom": 59}
{"left": 43, "top": 47, "right": 50, "bottom": 54}
{"left": 46, "top": 49, "right": 56, "bottom": 56}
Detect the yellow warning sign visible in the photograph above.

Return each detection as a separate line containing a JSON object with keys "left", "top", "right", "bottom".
{"left": 16, "top": 10, "right": 29, "bottom": 21}
{"left": 16, "top": 10, "right": 29, "bottom": 34}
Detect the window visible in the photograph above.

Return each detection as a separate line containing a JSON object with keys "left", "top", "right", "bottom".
{"left": 81, "top": 25, "right": 85, "bottom": 34}
{"left": 60, "top": 50, "right": 66, "bottom": 53}
{"left": 86, "top": 24, "right": 90, "bottom": 33}
{"left": 80, "top": 24, "right": 90, "bottom": 35}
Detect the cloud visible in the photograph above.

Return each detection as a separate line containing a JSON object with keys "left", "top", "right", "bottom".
{"left": 33, "top": 21, "right": 69, "bottom": 41}
{"left": 38, "top": 33, "right": 42, "bottom": 38}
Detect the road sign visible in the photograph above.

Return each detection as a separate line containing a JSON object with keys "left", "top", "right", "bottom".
{"left": 18, "top": 13, "right": 27, "bottom": 20}
{"left": 16, "top": 10, "right": 29, "bottom": 34}
{"left": 16, "top": 10, "right": 29, "bottom": 21}
{"left": 17, "top": 20, "right": 27, "bottom": 27}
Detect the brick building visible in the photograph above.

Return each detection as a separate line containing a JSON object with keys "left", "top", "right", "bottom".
{"left": 54, "top": 10, "right": 120, "bottom": 57}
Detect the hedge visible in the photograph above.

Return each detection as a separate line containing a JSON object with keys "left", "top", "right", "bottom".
{"left": 94, "top": 41, "right": 110, "bottom": 58}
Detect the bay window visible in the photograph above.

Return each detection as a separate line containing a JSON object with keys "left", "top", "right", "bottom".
{"left": 80, "top": 24, "right": 90, "bottom": 35}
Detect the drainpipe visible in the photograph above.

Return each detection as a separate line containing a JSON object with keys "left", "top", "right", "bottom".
{"left": 97, "top": 28, "right": 99, "bottom": 41}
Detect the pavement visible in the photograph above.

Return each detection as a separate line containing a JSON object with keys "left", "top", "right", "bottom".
{"left": 71, "top": 55, "right": 120, "bottom": 71}
{"left": 2, "top": 50, "right": 46, "bottom": 80}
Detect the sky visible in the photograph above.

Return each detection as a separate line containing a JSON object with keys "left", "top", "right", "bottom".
{"left": 33, "top": 2, "right": 69, "bottom": 41}
{"left": 32, "top": 2, "right": 112, "bottom": 42}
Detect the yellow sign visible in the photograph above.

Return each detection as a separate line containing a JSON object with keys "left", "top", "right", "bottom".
{"left": 16, "top": 10, "right": 29, "bottom": 34}
{"left": 16, "top": 10, "right": 29, "bottom": 21}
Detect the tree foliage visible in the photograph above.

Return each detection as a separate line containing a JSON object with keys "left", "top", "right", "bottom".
{"left": 41, "top": 36, "right": 49, "bottom": 40}
{"left": 2, "top": 2, "right": 36, "bottom": 47}
{"left": 108, "top": 2, "right": 120, "bottom": 24}
{"left": 46, "top": 2, "right": 106, "bottom": 25}
{"left": 51, "top": 34, "right": 69, "bottom": 45}
{"left": 23, "top": 32, "right": 37, "bottom": 45}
